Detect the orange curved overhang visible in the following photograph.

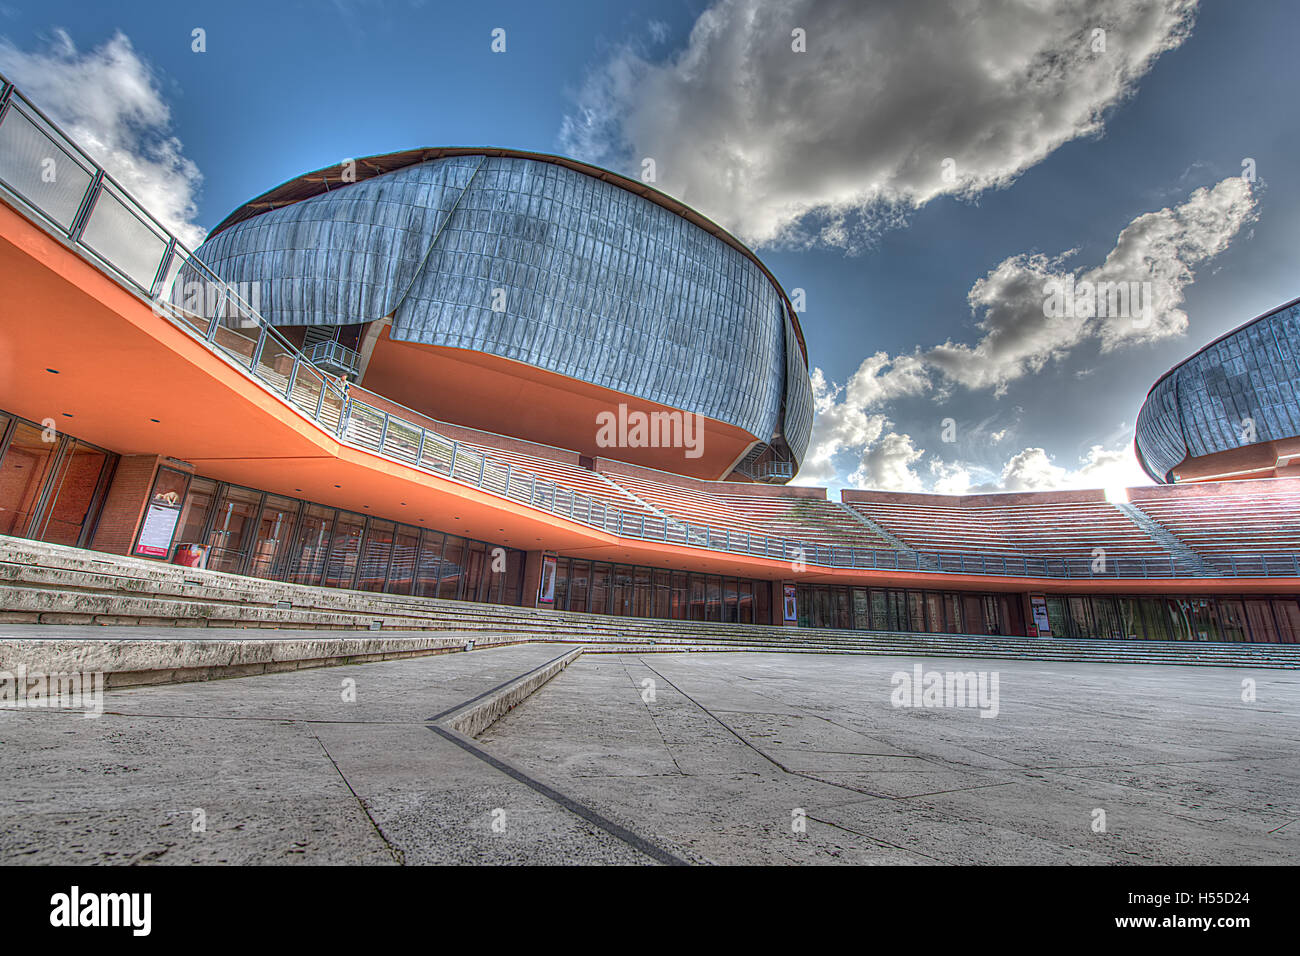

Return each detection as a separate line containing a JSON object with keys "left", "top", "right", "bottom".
{"left": 1, "top": 196, "right": 1296, "bottom": 595}
{"left": 359, "top": 327, "right": 761, "bottom": 481}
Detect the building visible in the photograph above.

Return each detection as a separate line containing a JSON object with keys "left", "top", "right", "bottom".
{"left": 1136, "top": 296, "right": 1300, "bottom": 483}
{"left": 1, "top": 71, "right": 1297, "bottom": 643}
{"left": 193, "top": 147, "right": 813, "bottom": 485}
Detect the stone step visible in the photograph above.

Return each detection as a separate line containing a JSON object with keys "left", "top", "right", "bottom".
{"left": 3, "top": 535, "right": 1299, "bottom": 668}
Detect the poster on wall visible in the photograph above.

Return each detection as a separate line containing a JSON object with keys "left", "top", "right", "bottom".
{"left": 133, "top": 467, "right": 190, "bottom": 559}
{"left": 538, "top": 554, "right": 557, "bottom": 604}
{"left": 1029, "top": 595, "right": 1052, "bottom": 637}
{"left": 783, "top": 584, "right": 797, "bottom": 623}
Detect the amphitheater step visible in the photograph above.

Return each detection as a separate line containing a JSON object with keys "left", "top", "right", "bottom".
{"left": 3, "top": 535, "right": 1298, "bottom": 669}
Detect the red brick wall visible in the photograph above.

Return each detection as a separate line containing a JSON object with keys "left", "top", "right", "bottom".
{"left": 90, "top": 455, "right": 162, "bottom": 556}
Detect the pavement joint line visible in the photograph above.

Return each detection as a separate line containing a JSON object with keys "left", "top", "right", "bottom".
{"left": 803, "top": 812, "right": 948, "bottom": 864}
{"left": 306, "top": 723, "right": 405, "bottom": 866}
{"left": 427, "top": 646, "right": 584, "bottom": 722}
{"left": 622, "top": 660, "right": 686, "bottom": 776}
{"left": 636, "top": 657, "right": 800, "bottom": 775}
{"left": 629, "top": 657, "right": 945, "bottom": 806}
{"left": 425, "top": 722, "right": 689, "bottom": 866}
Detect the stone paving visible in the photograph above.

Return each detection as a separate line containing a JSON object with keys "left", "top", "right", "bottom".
{"left": 3, "top": 646, "right": 1297, "bottom": 864}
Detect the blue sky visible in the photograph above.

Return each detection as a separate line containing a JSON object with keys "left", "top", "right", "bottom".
{"left": 2, "top": 0, "right": 1295, "bottom": 494}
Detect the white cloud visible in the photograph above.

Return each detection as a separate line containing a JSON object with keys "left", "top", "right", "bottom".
{"left": 850, "top": 431, "right": 924, "bottom": 492}
{"left": 977, "top": 442, "right": 1148, "bottom": 492}
{"left": 0, "top": 30, "right": 205, "bottom": 247}
{"left": 926, "top": 176, "right": 1257, "bottom": 394}
{"left": 799, "top": 177, "right": 1254, "bottom": 490}
{"left": 562, "top": 0, "right": 1198, "bottom": 248}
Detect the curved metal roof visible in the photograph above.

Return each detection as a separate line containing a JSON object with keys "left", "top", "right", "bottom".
{"left": 207, "top": 146, "right": 808, "bottom": 367}
{"left": 1135, "top": 294, "right": 1300, "bottom": 482}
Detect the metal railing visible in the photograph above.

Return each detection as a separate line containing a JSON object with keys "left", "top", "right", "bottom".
{"left": 1, "top": 69, "right": 1297, "bottom": 582}
{"left": 306, "top": 339, "right": 361, "bottom": 377}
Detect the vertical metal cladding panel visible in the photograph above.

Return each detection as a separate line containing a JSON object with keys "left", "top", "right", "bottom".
{"left": 1135, "top": 374, "right": 1187, "bottom": 481}
{"left": 781, "top": 311, "right": 814, "bottom": 464}
{"left": 1135, "top": 301, "right": 1300, "bottom": 480}
{"left": 196, "top": 156, "right": 793, "bottom": 446}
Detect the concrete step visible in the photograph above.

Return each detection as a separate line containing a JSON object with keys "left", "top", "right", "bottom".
{"left": 3, "top": 535, "right": 1298, "bottom": 668}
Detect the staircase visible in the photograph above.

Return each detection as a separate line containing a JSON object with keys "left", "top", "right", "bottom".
{"left": 2, "top": 536, "right": 1298, "bottom": 668}
{"left": 836, "top": 501, "right": 916, "bottom": 553}
{"left": 1114, "top": 502, "right": 1212, "bottom": 575}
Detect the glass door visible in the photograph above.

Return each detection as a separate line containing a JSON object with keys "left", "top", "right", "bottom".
{"left": 246, "top": 495, "right": 299, "bottom": 579}
{"left": 205, "top": 485, "right": 263, "bottom": 573}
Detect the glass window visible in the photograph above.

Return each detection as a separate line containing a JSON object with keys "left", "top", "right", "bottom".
{"left": 388, "top": 526, "right": 419, "bottom": 596}
{"left": 357, "top": 519, "right": 395, "bottom": 591}
{"left": 553, "top": 558, "right": 570, "bottom": 611}
{"left": 923, "top": 592, "right": 943, "bottom": 633}
{"left": 754, "top": 579, "right": 770, "bottom": 625}
{"left": 1218, "top": 599, "right": 1250, "bottom": 643}
{"left": 287, "top": 504, "right": 335, "bottom": 585}
{"left": 634, "top": 567, "right": 652, "bottom": 617}
{"left": 589, "top": 563, "right": 610, "bottom": 615}
{"left": 852, "top": 588, "right": 870, "bottom": 631}
{"left": 462, "top": 541, "right": 488, "bottom": 603}
{"left": 906, "top": 592, "right": 925, "bottom": 633}
{"left": 723, "top": 577, "right": 739, "bottom": 623}
{"left": 414, "top": 530, "right": 445, "bottom": 597}
{"left": 1272, "top": 599, "right": 1300, "bottom": 644}
{"left": 610, "top": 564, "right": 632, "bottom": 617}
{"left": 568, "top": 560, "right": 590, "bottom": 613}
{"left": 206, "top": 485, "right": 263, "bottom": 574}
{"left": 1243, "top": 599, "right": 1277, "bottom": 644}
{"left": 739, "top": 580, "right": 754, "bottom": 624}
{"left": 943, "top": 594, "right": 963, "bottom": 634}
{"left": 672, "top": 571, "right": 689, "bottom": 620}
{"left": 321, "top": 511, "right": 365, "bottom": 589}
{"left": 246, "top": 494, "right": 298, "bottom": 579}
{"left": 706, "top": 576, "right": 722, "bottom": 622}
{"left": 0, "top": 420, "right": 60, "bottom": 537}
{"left": 438, "top": 535, "right": 466, "bottom": 601}
{"left": 36, "top": 440, "right": 111, "bottom": 546}
{"left": 688, "top": 574, "right": 706, "bottom": 621}
{"left": 654, "top": 569, "right": 671, "bottom": 619}
{"left": 176, "top": 477, "right": 216, "bottom": 552}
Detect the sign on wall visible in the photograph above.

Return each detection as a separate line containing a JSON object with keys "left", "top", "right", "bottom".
{"left": 783, "top": 584, "right": 797, "bottom": 623}
{"left": 538, "top": 554, "right": 557, "bottom": 604}
{"left": 132, "top": 467, "right": 190, "bottom": 559}
{"left": 1029, "top": 594, "right": 1052, "bottom": 637}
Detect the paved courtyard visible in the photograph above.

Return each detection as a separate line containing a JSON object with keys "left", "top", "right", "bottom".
{"left": 2, "top": 645, "right": 1297, "bottom": 864}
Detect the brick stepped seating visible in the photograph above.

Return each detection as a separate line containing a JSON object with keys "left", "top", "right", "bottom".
{"left": 5, "top": 536, "right": 1297, "bottom": 667}
{"left": 716, "top": 495, "right": 893, "bottom": 550}
{"left": 456, "top": 443, "right": 660, "bottom": 523}
{"left": 602, "top": 471, "right": 772, "bottom": 538}
{"left": 1131, "top": 488, "right": 1300, "bottom": 573}
{"left": 850, "top": 500, "right": 1170, "bottom": 561}
{"left": 847, "top": 501, "right": 1014, "bottom": 554}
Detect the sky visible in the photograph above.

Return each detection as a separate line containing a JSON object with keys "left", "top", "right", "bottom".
{"left": 1, "top": 0, "right": 1296, "bottom": 495}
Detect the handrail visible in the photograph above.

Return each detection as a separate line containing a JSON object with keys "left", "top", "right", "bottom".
{"left": 2, "top": 69, "right": 1298, "bottom": 582}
